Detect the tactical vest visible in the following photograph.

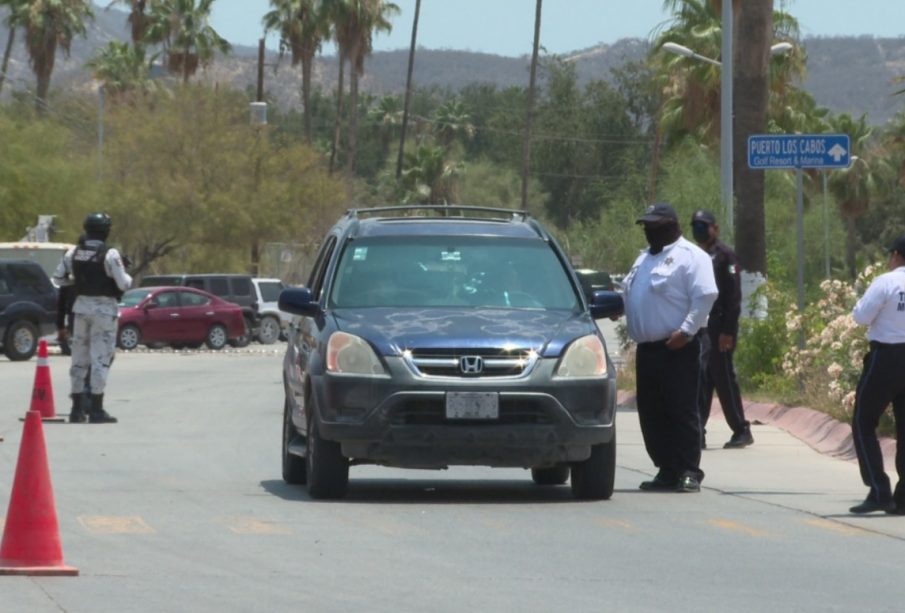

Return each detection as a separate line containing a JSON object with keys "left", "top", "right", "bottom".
{"left": 72, "top": 239, "right": 120, "bottom": 298}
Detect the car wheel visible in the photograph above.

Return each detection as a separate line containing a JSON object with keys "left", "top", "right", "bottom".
{"left": 117, "top": 325, "right": 141, "bottom": 350}
{"left": 570, "top": 434, "right": 616, "bottom": 501}
{"left": 282, "top": 397, "right": 307, "bottom": 485}
{"left": 3, "top": 320, "right": 38, "bottom": 361}
{"left": 256, "top": 315, "right": 281, "bottom": 345}
{"left": 205, "top": 324, "right": 228, "bottom": 350}
{"left": 531, "top": 465, "right": 570, "bottom": 486}
{"left": 306, "top": 409, "right": 348, "bottom": 499}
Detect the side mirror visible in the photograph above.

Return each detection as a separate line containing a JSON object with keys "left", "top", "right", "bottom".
{"left": 588, "top": 290, "right": 624, "bottom": 320}
{"left": 278, "top": 287, "right": 320, "bottom": 317}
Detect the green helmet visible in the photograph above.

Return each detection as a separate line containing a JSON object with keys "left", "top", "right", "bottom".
{"left": 83, "top": 212, "right": 112, "bottom": 238}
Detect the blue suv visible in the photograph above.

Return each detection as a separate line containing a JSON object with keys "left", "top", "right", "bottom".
{"left": 279, "top": 206, "right": 624, "bottom": 499}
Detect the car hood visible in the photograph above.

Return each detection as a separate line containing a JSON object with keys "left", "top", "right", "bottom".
{"left": 332, "top": 308, "right": 595, "bottom": 357}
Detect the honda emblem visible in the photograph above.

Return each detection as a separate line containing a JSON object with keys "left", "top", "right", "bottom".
{"left": 460, "top": 356, "right": 484, "bottom": 375}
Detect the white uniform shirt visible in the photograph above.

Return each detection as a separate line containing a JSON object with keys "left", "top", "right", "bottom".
{"left": 623, "top": 235, "right": 718, "bottom": 344}
{"left": 852, "top": 266, "right": 905, "bottom": 343}
{"left": 53, "top": 244, "right": 132, "bottom": 318}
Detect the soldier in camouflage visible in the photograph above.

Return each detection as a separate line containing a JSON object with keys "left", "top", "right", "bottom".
{"left": 53, "top": 213, "right": 132, "bottom": 423}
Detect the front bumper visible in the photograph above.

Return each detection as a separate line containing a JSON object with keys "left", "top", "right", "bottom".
{"left": 312, "top": 357, "right": 616, "bottom": 469}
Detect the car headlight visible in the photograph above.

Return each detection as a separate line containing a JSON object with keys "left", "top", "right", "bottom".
{"left": 326, "top": 331, "right": 388, "bottom": 376}
{"left": 554, "top": 335, "right": 608, "bottom": 378}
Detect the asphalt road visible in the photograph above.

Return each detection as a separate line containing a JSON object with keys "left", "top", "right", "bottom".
{"left": 2, "top": 348, "right": 905, "bottom": 613}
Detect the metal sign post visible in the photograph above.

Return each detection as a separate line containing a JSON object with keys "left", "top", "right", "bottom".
{"left": 747, "top": 133, "right": 851, "bottom": 349}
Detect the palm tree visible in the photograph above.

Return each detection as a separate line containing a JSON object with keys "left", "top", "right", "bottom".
{"left": 263, "top": 0, "right": 327, "bottom": 144}
{"left": 146, "top": 0, "right": 230, "bottom": 84}
{"left": 326, "top": 0, "right": 399, "bottom": 174}
{"left": 108, "top": 0, "right": 153, "bottom": 44}
{"left": 86, "top": 40, "right": 156, "bottom": 98}
{"left": 432, "top": 99, "right": 475, "bottom": 150}
{"left": 827, "top": 113, "right": 888, "bottom": 278}
{"left": 0, "top": 0, "right": 29, "bottom": 97}
{"left": 395, "top": 0, "right": 420, "bottom": 179}
{"left": 20, "top": 0, "right": 94, "bottom": 112}
{"left": 521, "top": 0, "right": 542, "bottom": 212}
{"left": 367, "top": 94, "right": 402, "bottom": 159}
{"left": 400, "top": 143, "right": 462, "bottom": 204}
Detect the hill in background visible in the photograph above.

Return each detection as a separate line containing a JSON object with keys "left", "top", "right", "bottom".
{"left": 0, "top": 5, "right": 903, "bottom": 126}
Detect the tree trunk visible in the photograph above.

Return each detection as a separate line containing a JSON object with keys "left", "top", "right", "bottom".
{"left": 346, "top": 68, "right": 359, "bottom": 175}
{"left": 520, "top": 0, "right": 542, "bottom": 213}
{"left": 396, "top": 0, "right": 421, "bottom": 179}
{"left": 301, "top": 56, "right": 313, "bottom": 144}
{"left": 732, "top": 0, "right": 771, "bottom": 275}
{"left": 329, "top": 56, "right": 345, "bottom": 175}
{"left": 0, "top": 27, "right": 15, "bottom": 97}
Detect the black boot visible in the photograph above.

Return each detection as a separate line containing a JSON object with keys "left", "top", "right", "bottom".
{"left": 88, "top": 394, "right": 117, "bottom": 424}
{"left": 69, "top": 393, "right": 88, "bottom": 423}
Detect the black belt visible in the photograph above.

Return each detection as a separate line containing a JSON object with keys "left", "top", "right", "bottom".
{"left": 637, "top": 330, "right": 701, "bottom": 349}
{"left": 869, "top": 340, "right": 905, "bottom": 350}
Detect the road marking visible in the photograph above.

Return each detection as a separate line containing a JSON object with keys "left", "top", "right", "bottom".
{"left": 707, "top": 519, "right": 769, "bottom": 537}
{"left": 78, "top": 515, "right": 155, "bottom": 534}
{"left": 592, "top": 517, "right": 637, "bottom": 532}
{"left": 802, "top": 518, "right": 873, "bottom": 536}
{"left": 220, "top": 516, "right": 292, "bottom": 535}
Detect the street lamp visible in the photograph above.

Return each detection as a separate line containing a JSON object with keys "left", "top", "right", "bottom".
{"left": 663, "top": 34, "right": 793, "bottom": 243}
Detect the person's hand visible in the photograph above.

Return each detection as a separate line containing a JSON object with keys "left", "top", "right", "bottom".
{"left": 665, "top": 330, "right": 690, "bottom": 350}
{"left": 718, "top": 333, "right": 735, "bottom": 352}
{"left": 57, "top": 328, "right": 68, "bottom": 342}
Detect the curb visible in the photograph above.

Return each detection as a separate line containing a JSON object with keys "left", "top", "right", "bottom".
{"left": 616, "top": 390, "right": 897, "bottom": 468}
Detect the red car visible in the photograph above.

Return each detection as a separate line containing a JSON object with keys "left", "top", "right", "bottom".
{"left": 117, "top": 286, "right": 247, "bottom": 350}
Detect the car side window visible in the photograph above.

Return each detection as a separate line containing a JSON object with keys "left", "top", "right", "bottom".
{"left": 231, "top": 277, "right": 252, "bottom": 297}
{"left": 156, "top": 292, "right": 178, "bottom": 308}
{"left": 308, "top": 236, "right": 337, "bottom": 302}
{"left": 0, "top": 271, "right": 9, "bottom": 294}
{"left": 257, "top": 281, "right": 283, "bottom": 302}
{"left": 207, "top": 278, "right": 228, "bottom": 297}
{"left": 8, "top": 264, "right": 51, "bottom": 293}
{"left": 185, "top": 278, "right": 205, "bottom": 291}
{"left": 178, "top": 291, "right": 210, "bottom": 307}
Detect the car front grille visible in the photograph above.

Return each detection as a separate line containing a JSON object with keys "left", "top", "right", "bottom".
{"left": 405, "top": 347, "right": 537, "bottom": 379}
{"left": 389, "top": 396, "right": 554, "bottom": 426}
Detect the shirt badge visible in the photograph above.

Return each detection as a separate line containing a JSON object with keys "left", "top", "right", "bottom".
{"left": 728, "top": 264, "right": 736, "bottom": 274}
{"left": 664, "top": 256, "right": 674, "bottom": 266}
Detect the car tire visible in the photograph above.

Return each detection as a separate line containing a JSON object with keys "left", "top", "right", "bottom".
{"left": 306, "top": 410, "right": 348, "bottom": 499}
{"left": 3, "top": 319, "right": 38, "bottom": 361}
{"left": 531, "top": 465, "right": 570, "bottom": 486}
{"left": 570, "top": 434, "right": 616, "bottom": 501}
{"left": 256, "top": 315, "right": 281, "bottom": 345}
{"left": 205, "top": 324, "right": 228, "bottom": 350}
{"left": 282, "top": 397, "right": 307, "bottom": 485}
{"left": 117, "top": 325, "right": 141, "bottom": 351}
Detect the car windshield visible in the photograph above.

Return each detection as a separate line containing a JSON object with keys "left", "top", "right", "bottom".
{"left": 329, "top": 235, "right": 579, "bottom": 310}
{"left": 120, "top": 288, "right": 153, "bottom": 307}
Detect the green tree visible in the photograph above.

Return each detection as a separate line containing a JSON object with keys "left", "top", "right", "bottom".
{"left": 399, "top": 143, "right": 461, "bottom": 204}
{"left": 146, "top": 0, "right": 230, "bottom": 84}
{"left": 107, "top": 0, "right": 153, "bottom": 44}
{"left": 263, "top": 0, "right": 327, "bottom": 144}
{"left": 432, "top": 99, "right": 475, "bottom": 150}
{"left": 86, "top": 41, "right": 156, "bottom": 98}
{"left": 367, "top": 94, "right": 402, "bottom": 159}
{"left": 0, "top": 0, "right": 29, "bottom": 97}
{"left": 20, "top": 0, "right": 94, "bottom": 111}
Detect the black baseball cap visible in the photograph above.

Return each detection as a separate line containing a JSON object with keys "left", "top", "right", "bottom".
{"left": 691, "top": 209, "right": 717, "bottom": 225}
{"left": 889, "top": 235, "right": 905, "bottom": 256}
{"left": 636, "top": 202, "right": 678, "bottom": 224}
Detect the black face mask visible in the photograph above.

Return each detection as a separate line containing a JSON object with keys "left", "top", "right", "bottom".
{"left": 691, "top": 223, "right": 711, "bottom": 244}
{"left": 644, "top": 223, "right": 680, "bottom": 254}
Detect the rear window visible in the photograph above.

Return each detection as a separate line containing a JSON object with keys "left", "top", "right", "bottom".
{"left": 330, "top": 236, "right": 579, "bottom": 310}
{"left": 231, "top": 277, "right": 252, "bottom": 297}
{"left": 207, "top": 278, "right": 229, "bottom": 296}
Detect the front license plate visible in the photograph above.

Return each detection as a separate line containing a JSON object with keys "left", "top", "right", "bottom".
{"left": 445, "top": 392, "right": 499, "bottom": 420}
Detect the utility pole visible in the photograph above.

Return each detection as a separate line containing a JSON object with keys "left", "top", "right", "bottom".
{"left": 396, "top": 0, "right": 421, "bottom": 180}
{"left": 97, "top": 86, "right": 105, "bottom": 181}
{"left": 521, "top": 0, "right": 542, "bottom": 214}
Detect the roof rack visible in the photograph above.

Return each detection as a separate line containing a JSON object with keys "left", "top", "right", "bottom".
{"left": 345, "top": 205, "right": 529, "bottom": 222}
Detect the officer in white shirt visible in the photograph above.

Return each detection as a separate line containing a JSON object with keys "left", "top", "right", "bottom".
{"left": 622, "top": 202, "right": 718, "bottom": 493}
{"left": 848, "top": 235, "right": 905, "bottom": 514}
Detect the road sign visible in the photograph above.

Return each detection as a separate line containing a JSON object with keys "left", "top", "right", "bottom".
{"left": 747, "top": 133, "right": 851, "bottom": 170}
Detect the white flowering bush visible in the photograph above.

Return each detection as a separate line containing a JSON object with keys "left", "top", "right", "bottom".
{"left": 779, "top": 264, "right": 882, "bottom": 420}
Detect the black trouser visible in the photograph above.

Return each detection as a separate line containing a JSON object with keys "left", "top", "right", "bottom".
{"left": 636, "top": 335, "right": 704, "bottom": 483}
{"left": 852, "top": 342, "right": 905, "bottom": 504}
{"left": 698, "top": 328, "right": 749, "bottom": 436}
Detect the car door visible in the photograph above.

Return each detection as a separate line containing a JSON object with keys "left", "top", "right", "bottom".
{"left": 142, "top": 290, "right": 183, "bottom": 342}
{"left": 175, "top": 290, "right": 215, "bottom": 342}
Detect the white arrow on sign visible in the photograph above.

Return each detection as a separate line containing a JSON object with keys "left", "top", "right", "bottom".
{"left": 828, "top": 143, "right": 848, "bottom": 162}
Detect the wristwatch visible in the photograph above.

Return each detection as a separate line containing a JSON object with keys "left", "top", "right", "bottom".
{"left": 679, "top": 330, "right": 693, "bottom": 340}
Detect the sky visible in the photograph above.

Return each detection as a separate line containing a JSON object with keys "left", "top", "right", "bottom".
{"left": 209, "top": 0, "right": 905, "bottom": 57}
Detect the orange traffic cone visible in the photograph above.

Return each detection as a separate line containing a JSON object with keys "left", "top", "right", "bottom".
{"left": 0, "top": 411, "right": 78, "bottom": 575}
{"left": 28, "top": 340, "right": 64, "bottom": 422}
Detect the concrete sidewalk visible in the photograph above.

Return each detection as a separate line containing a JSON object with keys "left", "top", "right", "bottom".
{"left": 617, "top": 390, "right": 905, "bottom": 538}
